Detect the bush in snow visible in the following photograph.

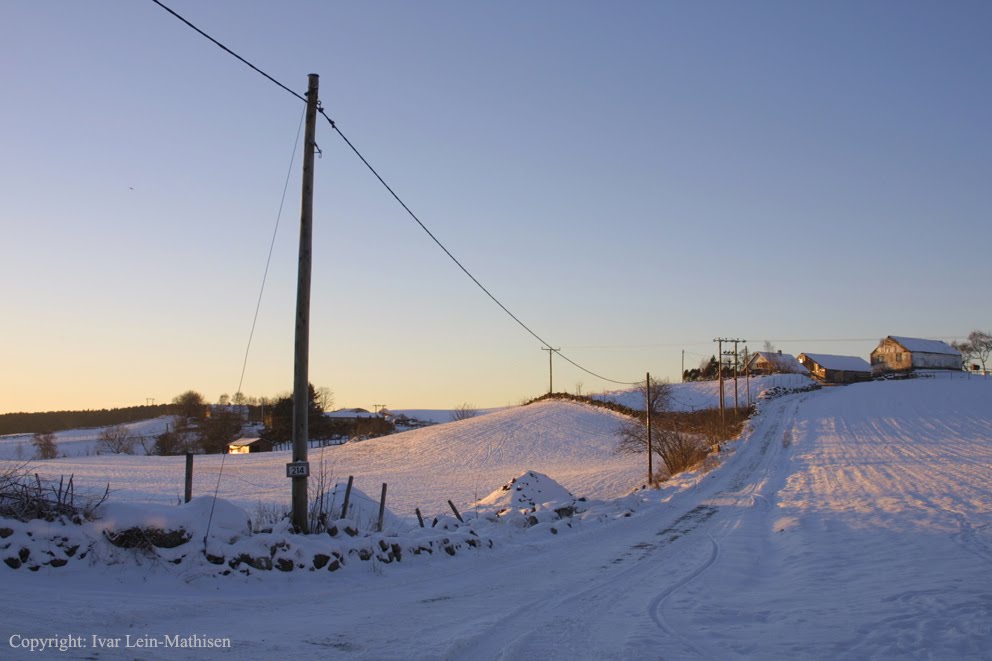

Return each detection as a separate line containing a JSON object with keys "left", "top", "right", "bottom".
{"left": 97, "top": 424, "right": 136, "bottom": 455}
{"left": 0, "top": 465, "right": 108, "bottom": 523}
{"left": 32, "top": 432, "right": 58, "bottom": 460}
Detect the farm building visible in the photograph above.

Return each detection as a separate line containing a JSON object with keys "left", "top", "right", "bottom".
{"left": 870, "top": 336, "right": 962, "bottom": 374}
{"left": 747, "top": 351, "right": 809, "bottom": 376}
{"left": 227, "top": 437, "right": 273, "bottom": 454}
{"left": 797, "top": 353, "right": 872, "bottom": 384}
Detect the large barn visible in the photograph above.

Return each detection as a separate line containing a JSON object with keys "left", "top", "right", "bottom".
{"left": 870, "top": 336, "right": 962, "bottom": 374}
{"left": 797, "top": 353, "right": 872, "bottom": 384}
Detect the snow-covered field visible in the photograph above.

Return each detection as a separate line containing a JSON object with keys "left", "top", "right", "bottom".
{"left": 3, "top": 374, "right": 991, "bottom": 659}
{"left": 5, "top": 400, "right": 641, "bottom": 519}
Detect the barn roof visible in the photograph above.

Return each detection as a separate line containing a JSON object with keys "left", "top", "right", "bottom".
{"left": 799, "top": 353, "right": 872, "bottom": 373}
{"left": 886, "top": 336, "right": 960, "bottom": 356}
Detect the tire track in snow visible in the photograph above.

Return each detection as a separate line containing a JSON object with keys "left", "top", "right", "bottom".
{"left": 641, "top": 394, "right": 805, "bottom": 658}
{"left": 445, "top": 394, "right": 806, "bottom": 660}
{"left": 648, "top": 535, "right": 720, "bottom": 656}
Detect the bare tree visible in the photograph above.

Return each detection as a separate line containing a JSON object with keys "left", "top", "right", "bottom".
{"left": 616, "top": 419, "right": 707, "bottom": 477}
{"left": 32, "top": 432, "right": 58, "bottom": 460}
{"left": 614, "top": 377, "right": 707, "bottom": 477}
{"left": 955, "top": 330, "right": 991, "bottom": 371}
{"left": 451, "top": 403, "right": 479, "bottom": 422}
{"left": 98, "top": 424, "right": 136, "bottom": 455}
{"left": 315, "top": 386, "right": 335, "bottom": 413}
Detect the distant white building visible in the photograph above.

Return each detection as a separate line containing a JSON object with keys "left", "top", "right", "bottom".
{"left": 870, "top": 336, "right": 962, "bottom": 374}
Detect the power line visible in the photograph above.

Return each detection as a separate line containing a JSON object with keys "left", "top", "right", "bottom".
{"left": 149, "top": 0, "right": 639, "bottom": 387}
{"left": 325, "top": 118, "right": 638, "bottom": 386}
{"left": 234, "top": 106, "right": 306, "bottom": 398}
{"left": 150, "top": 0, "right": 305, "bottom": 103}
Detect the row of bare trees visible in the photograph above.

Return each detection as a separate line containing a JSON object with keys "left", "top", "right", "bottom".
{"left": 952, "top": 330, "right": 991, "bottom": 371}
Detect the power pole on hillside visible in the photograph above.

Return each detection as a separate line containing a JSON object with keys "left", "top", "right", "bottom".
{"left": 714, "top": 338, "right": 725, "bottom": 429}
{"left": 744, "top": 346, "right": 752, "bottom": 407}
{"left": 290, "top": 73, "right": 320, "bottom": 533}
{"left": 646, "top": 372, "right": 654, "bottom": 486}
{"left": 723, "top": 349, "right": 737, "bottom": 413}
{"left": 714, "top": 337, "right": 746, "bottom": 432}
{"left": 541, "top": 347, "right": 560, "bottom": 394}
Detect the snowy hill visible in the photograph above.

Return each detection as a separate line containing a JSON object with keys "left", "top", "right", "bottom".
{"left": 13, "top": 400, "right": 641, "bottom": 519}
{"left": 3, "top": 374, "right": 990, "bottom": 659}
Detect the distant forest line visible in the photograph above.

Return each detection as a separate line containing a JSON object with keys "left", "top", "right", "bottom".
{"left": 0, "top": 405, "right": 172, "bottom": 436}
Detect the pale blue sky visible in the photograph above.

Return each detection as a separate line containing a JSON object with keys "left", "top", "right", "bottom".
{"left": 2, "top": 1, "right": 989, "bottom": 413}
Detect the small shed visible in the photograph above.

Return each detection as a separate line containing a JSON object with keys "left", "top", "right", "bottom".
{"left": 798, "top": 353, "right": 872, "bottom": 384}
{"left": 227, "top": 437, "right": 273, "bottom": 454}
{"left": 747, "top": 351, "right": 809, "bottom": 376}
{"left": 870, "top": 336, "right": 962, "bottom": 374}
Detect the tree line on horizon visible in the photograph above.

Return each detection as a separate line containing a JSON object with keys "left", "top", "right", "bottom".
{"left": 16, "top": 385, "right": 396, "bottom": 459}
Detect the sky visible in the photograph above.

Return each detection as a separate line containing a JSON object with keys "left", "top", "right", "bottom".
{"left": 2, "top": 0, "right": 990, "bottom": 414}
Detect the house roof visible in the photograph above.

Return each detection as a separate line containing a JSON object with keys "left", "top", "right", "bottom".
{"left": 799, "top": 353, "right": 872, "bottom": 373}
{"left": 228, "top": 437, "right": 263, "bottom": 447}
{"left": 749, "top": 351, "right": 810, "bottom": 374}
{"left": 326, "top": 408, "right": 379, "bottom": 419}
{"left": 885, "top": 336, "right": 961, "bottom": 356}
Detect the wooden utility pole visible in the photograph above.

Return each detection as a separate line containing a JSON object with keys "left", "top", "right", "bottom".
{"left": 645, "top": 372, "right": 653, "bottom": 486}
{"left": 714, "top": 338, "right": 725, "bottom": 429}
{"left": 681, "top": 350, "right": 685, "bottom": 382}
{"left": 290, "top": 73, "right": 320, "bottom": 533}
{"left": 732, "top": 339, "right": 743, "bottom": 415}
{"left": 541, "top": 347, "right": 560, "bottom": 394}
{"left": 744, "top": 347, "right": 751, "bottom": 407}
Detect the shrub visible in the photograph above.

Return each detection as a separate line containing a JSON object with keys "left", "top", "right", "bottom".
{"left": 0, "top": 466, "right": 108, "bottom": 522}
{"left": 450, "top": 404, "right": 478, "bottom": 422}
{"left": 32, "top": 432, "right": 58, "bottom": 460}
{"left": 98, "top": 425, "right": 136, "bottom": 455}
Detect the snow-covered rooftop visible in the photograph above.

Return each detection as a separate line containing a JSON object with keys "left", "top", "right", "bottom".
{"left": 799, "top": 353, "right": 872, "bottom": 373}
{"left": 886, "top": 336, "right": 960, "bottom": 356}
{"left": 749, "top": 351, "right": 810, "bottom": 374}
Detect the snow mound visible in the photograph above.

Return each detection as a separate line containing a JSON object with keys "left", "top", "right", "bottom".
{"left": 316, "top": 482, "right": 407, "bottom": 534}
{"left": 477, "top": 470, "right": 575, "bottom": 515}
{"left": 94, "top": 496, "right": 251, "bottom": 543}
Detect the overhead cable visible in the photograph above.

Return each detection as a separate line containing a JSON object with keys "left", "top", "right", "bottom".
{"left": 149, "top": 0, "right": 639, "bottom": 387}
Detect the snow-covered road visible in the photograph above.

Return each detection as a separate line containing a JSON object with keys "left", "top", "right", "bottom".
{"left": 4, "top": 377, "right": 991, "bottom": 660}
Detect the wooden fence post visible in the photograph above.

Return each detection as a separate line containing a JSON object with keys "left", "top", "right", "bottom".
{"left": 448, "top": 500, "right": 464, "bottom": 523}
{"left": 377, "top": 483, "right": 387, "bottom": 532}
{"left": 341, "top": 475, "right": 354, "bottom": 519}
{"left": 184, "top": 453, "right": 193, "bottom": 503}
